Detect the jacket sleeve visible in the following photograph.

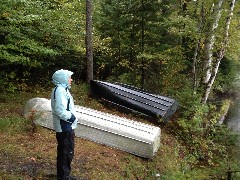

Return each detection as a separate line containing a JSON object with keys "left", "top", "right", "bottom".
{"left": 54, "top": 87, "right": 73, "bottom": 122}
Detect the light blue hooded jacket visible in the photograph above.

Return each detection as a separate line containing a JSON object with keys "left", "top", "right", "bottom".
{"left": 51, "top": 69, "right": 78, "bottom": 132}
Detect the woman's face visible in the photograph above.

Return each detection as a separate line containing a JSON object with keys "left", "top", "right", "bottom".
{"left": 68, "top": 76, "right": 73, "bottom": 85}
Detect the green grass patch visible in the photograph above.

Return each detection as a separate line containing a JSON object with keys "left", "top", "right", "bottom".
{"left": 0, "top": 117, "right": 31, "bottom": 133}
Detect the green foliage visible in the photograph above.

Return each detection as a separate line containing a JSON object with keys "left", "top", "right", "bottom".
{"left": 0, "top": 1, "right": 59, "bottom": 62}
{"left": 174, "top": 86, "right": 238, "bottom": 165}
{"left": 215, "top": 56, "right": 240, "bottom": 95}
{"left": 0, "top": 0, "right": 86, "bottom": 91}
{"left": 95, "top": 0, "right": 193, "bottom": 95}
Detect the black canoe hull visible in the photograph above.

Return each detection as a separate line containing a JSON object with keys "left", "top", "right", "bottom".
{"left": 90, "top": 80, "right": 178, "bottom": 121}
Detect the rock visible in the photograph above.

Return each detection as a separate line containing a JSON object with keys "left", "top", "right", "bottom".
{"left": 23, "top": 97, "right": 51, "bottom": 119}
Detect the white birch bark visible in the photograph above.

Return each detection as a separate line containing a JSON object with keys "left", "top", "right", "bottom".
{"left": 202, "top": 0, "right": 223, "bottom": 84}
{"left": 202, "top": 0, "right": 236, "bottom": 103}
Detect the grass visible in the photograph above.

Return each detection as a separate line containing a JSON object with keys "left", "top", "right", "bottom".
{"left": 0, "top": 84, "right": 240, "bottom": 179}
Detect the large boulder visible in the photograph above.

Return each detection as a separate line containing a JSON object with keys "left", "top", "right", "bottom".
{"left": 23, "top": 97, "right": 51, "bottom": 119}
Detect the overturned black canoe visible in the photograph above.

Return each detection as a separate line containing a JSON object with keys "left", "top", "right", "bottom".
{"left": 90, "top": 80, "right": 178, "bottom": 121}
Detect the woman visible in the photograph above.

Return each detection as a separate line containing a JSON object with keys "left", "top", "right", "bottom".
{"left": 51, "top": 69, "right": 78, "bottom": 180}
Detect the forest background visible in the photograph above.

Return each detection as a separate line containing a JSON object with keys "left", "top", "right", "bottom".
{"left": 1, "top": 0, "right": 240, "bottom": 179}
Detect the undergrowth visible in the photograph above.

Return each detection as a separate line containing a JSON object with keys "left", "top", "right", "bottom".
{"left": 0, "top": 84, "right": 239, "bottom": 179}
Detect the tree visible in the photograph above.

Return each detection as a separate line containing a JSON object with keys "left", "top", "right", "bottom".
{"left": 201, "top": 0, "right": 224, "bottom": 86}
{"left": 0, "top": 0, "right": 58, "bottom": 90}
{"left": 0, "top": 0, "right": 86, "bottom": 90}
{"left": 185, "top": 0, "right": 238, "bottom": 102}
{"left": 201, "top": 0, "right": 236, "bottom": 103}
{"left": 96, "top": 0, "right": 187, "bottom": 92}
{"left": 86, "top": 0, "right": 93, "bottom": 83}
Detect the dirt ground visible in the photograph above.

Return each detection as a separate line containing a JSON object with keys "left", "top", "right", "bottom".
{"left": 0, "top": 92, "right": 172, "bottom": 180}
{"left": 0, "top": 126, "right": 132, "bottom": 179}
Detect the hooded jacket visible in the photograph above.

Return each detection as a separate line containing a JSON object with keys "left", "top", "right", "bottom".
{"left": 51, "top": 69, "right": 78, "bottom": 132}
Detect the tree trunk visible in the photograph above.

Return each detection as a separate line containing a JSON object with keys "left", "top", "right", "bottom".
{"left": 202, "top": 0, "right": 223, "bottom": 84}
{"left": 140, "top": 0, "right": 145, "bottom": 89}
{"left": 192, "top": 39, "right": 200, "bottom": 93}
{"left": 193, "top": 2, "right": 204, "bottom": 93}
{"left": 201, "top": 0, "right": 236, "bottom": 103}
{"left": 86, "top": 0, "right": 93, "bottom": 84}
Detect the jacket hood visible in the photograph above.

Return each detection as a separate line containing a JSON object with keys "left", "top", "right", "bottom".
{"left": 52, "top": 69, "right": 73, "bottom": 87}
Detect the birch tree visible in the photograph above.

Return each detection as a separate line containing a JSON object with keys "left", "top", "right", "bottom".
{"left": 202, "top": 0, "right": 224, "bottom": 86}
{"left": 202, "top": 0, "right": 236, "bottom": 103}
